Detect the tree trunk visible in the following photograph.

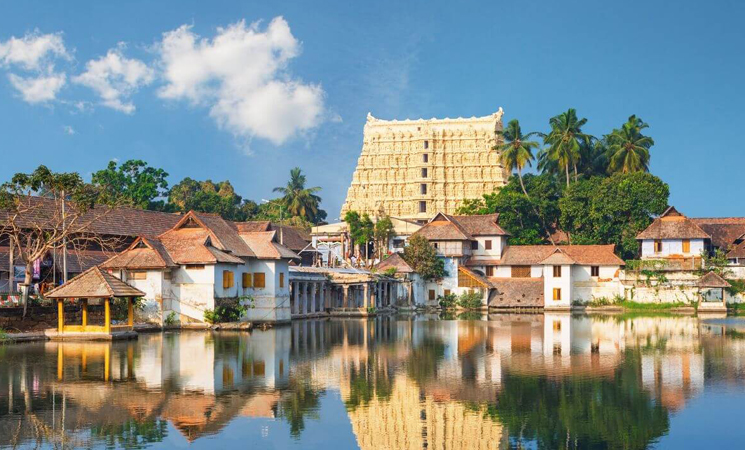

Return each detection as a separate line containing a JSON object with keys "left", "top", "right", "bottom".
{"left": 518, "top": 168, "right": 529, "bottom": 198}
{"left": 573, "top": 163, "right": 578, "bottom": 182}
{"left": 565, "top": 163, "right": 570, "bottom": 187}
{"left": 21, "top": 261, "right": 33, "bottom": 318}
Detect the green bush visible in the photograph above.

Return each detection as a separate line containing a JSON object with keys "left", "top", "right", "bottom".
{"left": 457, "top": 291, "right": 483, "bottom": 309}
{"left": 438, "top": 293, "right": 457, "bottom": 309}
{"left": 383, "top": 268, "right": 398, "bottom": 277}
{"left": 0, "top": 328, "right": 8, "bottom": 341}
{"left": 204, "top": 303, "right": 249, "bottom": 324}
{"left": 163, "top": 311, "right": 178, "bottom": 326}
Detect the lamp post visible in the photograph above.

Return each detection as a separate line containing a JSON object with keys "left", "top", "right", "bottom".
{"left": 261, "top": 199, "right": 284, "bottom": 245}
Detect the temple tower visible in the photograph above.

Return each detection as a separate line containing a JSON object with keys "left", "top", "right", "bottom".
{"left": 341, "top": 109, "right": 510, "bottom": 222}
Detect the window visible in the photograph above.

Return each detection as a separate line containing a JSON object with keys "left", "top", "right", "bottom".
{"left": 682, "top": 239, "right": 691, "bottom": 253}
{"left": 553, "top": 288, "right": 562, "bottom": 301}
{"left": 164, "top": 271, "right": 172, "bottom": 280}
{"left": 591, "top": 266, "right": 600, "bottom": 277}
{"left": 429, "top": 289, "right": 436, "bottom": 301}
{"left": 242, "top": 273, "right": 253, "bottom": 288}
{"left": 511, "top": 266, "right": 531, "bottom": 278}
{"left": 553, "top": 266, "right": 562, "bottom": 277}
{"left": 484, "top": 240, "right": 492, "bottom": 250}
{"left": 419, "top": 201, "right": 427, "bottom": 213}
{"left": 421, "top": 168, "right": 428, "bottom": 178}
{"left": 128, "top": 271, "right": 147, "bottom": 280}
{"left": 553, "top": 321, "right": 561, "bottom": 331}
{"left": 433, "top": 242, "right": 439, "bottom": 249}
{"left": 471, "top": 241, "right": 478, "bottom": 250}
{"left": 279, "top": 272, "right": 285, "bottom": 288}
{"left": 654, "top": 240, "right": 663, "bottom": 253}
{"left": 444, "top": 289, "right": 451, "bottom": 296}
{"left": 223, "top": 270, "right": 234, "bottom": 289}
{"left": 420, "top": 184, "right": 427, "bottom": 195}
{"left": 185, "top": 264, "right": 205, "bottom": 270}
{"left": 423, "top": 153, "right": 429, "bottom": 163}
{"left": 486, "top": 266, "right": 495, "bottom": 277}
{"left": 424, "top": 140, "right": 429, "bottom": 149}
{"left": 254, "top": 272, "right": 266, "bottom": 288}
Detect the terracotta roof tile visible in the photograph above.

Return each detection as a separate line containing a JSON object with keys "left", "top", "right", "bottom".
{"left": 376, "top": 253, "right": 414, "bottom": 274}
{"left": 726, "top": 241, "right": 745, "bottom": 259}
{"left": 101, "top": 237, "right": 177, "bottom": 270}
{"left": 449, "top": 214, "right": 509, "bottom": 236}
{"left": 46, "top": 266, "right": 145, "bottom": 298}
{"left": 489, "top": 278, "right": 544, "bottom": 307}
{"left": 691, "top": 218, "right": 745, "bottom": 250}
{"left": 697, "top": 271, "right": 731, "bottom": 288}
{"left": 240, "top": 231, "right": 299, "bottom": 260}
{"left": 496, "top": 245, "right": 623, "bottom": 266}
{"left": 636, "top": 207, "right": 710, "bottom": 240}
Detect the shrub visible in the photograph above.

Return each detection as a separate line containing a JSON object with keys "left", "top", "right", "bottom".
{"left": 383, "top": 268, "right": 398, "bottom": 277}
{"left": 438, "top": 293, "right": 457, "bottom": 309}
{"left": 204, "top": 303, "right": 249, "bottom": 324}
{"left": 163, "top": 311, "right": 178, "bottom": 326}
{"left": 457, "top": 291, "right": 483, "bottom": 309}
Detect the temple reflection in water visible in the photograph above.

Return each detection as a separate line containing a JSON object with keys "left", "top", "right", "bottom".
{"left": 1, "top": 313, "right": 744, "bottom": 449}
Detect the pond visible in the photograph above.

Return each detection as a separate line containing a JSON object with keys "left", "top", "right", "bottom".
{"left": 2, "top": 313, "right": 745, "bottom": 449}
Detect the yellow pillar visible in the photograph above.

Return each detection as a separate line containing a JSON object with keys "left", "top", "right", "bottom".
{"left": 81, "top": 346, "right": 87, "bottom": 373}
{"left": 57, "top": 345, "right": 63, "bottom": 381}
{"left": 81, "top": 299, "right": 88, "bottom": 331}
{"left": 57, "top": 299, "right": 64, "bottom": 333}
{"left": 104, "top": 345, "right": 110, "bottom": 382}
{"left": 127, "top": 297, "right": 134, "bottom": 329}
{"left": 104, "top": 298, "right": 111, "bottom": 334}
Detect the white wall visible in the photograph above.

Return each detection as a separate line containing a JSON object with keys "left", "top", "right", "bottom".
{"left": 641, "top": 239, "right": 705, "bottom": 259}
{"left": 243, "top": 259, "right": 291, "bottom": 322}
{"left": 123, "top": 269, "right": 167, "bottom": 323}
{"left": 543, "top": 264, "right": 572, "bottom": 308}
{"left": 169, "top": 264, "right": 216, "bottom": 322}
{"left": 471, "top": 236, "right": 506, "bottom": 258}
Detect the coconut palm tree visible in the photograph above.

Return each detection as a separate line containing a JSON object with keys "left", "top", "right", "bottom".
{"left": 496, "top": 119, "right": 540, "bottom": 197}
{"left": 606, "top": 115, "right": 654, "bottom": 174}
{"left": 273, "top": 167, "right": 323, "bottom": 223}
{"left": 543, "top": 109, "right": 593, "bottom": 186}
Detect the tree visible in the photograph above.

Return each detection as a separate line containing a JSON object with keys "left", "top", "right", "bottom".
{"left": 497, "top": 119, "right": 540, "bottom": 196}
{"left": 91, "top": 160, "right": 169, "bottom": 209}
{"left": 0, "top": 166, "right": 118, "bottom": 315}
{"left": 373, "top": 215, "right": 396, "bottom": 260}
{"left": 559, "top": 172, "right": 669, "bottom": 258}
{"left": 344, "top": 211, "right": 374, "bottom": 262}
{"left": 606, "top": 115, "right": 654, "bottom": 174}
{"left": 543, "top": 109, "right": 593, "bottom": 186}
{"left": 273, "top": 167, "right": 326, "bottom": 224}
{"left": 402, "top": 235, "right": 446, "bottom": 281}
{"left": 168, "top": 178, "right": 252, "bottom": 221}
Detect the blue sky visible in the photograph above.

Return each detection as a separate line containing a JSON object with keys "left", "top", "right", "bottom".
{"left": 0, "top": 0, "right": 743, "bottom": 219}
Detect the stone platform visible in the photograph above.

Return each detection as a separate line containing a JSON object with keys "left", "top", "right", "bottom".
{"left": 44, "top": 328, "right": 138, "bottom": 341}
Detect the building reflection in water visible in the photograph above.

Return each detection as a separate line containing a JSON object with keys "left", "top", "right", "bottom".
{"left": 1, "top": 313, "right": 744, "bottom": 448}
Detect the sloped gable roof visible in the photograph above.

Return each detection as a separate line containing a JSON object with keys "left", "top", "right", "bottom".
{"left": 376, "top": 253, "right": 414, "bottom": 274}
{"left": 697, "top": 271, "right": 731, "bottom": 288}
{"left": 496, "top": 245, "right": 623, "bottom": 266}
{"left": 636, "top": 206, "right": 710, "bottom": 240}
{"left": 450, "top": 213, "right": 510, "bottom": 236}
{"left": 101, "top": 237, "right": 177, "bottom": 270}
{"left": 414, "top": 213, "right": 472, "bottom": 241}
{"left": 46, "top": 266, "right": 145, "bottom": 298}
{"left": 240, "top": 231, "right": 299, "bottom": 260}
{"left": 540, "top": 248, "right": 576, "bottom": 265}
{"left": 691, "top": 217, "right": 745, "bottom": 250}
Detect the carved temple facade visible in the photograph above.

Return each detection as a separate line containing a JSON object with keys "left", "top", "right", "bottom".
{"left": 341, "top": 110, "right": 510, "bottom": 222}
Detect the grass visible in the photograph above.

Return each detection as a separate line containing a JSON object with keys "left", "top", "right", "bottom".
{"left": 616, "top": 300, "right": 693, "bottom": 310}
{"left": 0, "top": 328, "right": 8, "bottom": 341}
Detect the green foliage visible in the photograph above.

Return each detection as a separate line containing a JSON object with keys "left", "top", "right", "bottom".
{"left": 497, "top": 119, "right": 540, "bottom": 195}
{"left": 168, "top": 177, "right": 256, "bottom": 221}
{"left": 541, "top": 108, "right": 594, "bottom": 186}
{"left": 382, "top": 267, "right": 398, "bottom": 277}
{"left": 402, "top": 235, "right": 446, "bottom": 281}
{"left": 374, "top": 215, "right": 396, "bottom": 259}
{"left": 111, "top": 297, "right": 144, "bottom": 322}
{"left": 0, "top": 328, "right": 8, "bottom": 341}
{"left": 273, "top": 167, "right": 327, "bottom": 224}
{"left": 701, "top": 248, "right": 733, "bottom": 278}
{"left": 437, "top": 293, "right": 457, "bottom": 309}
{"left": 605, "top": 115, "right": 654, "bottom": 174}
{"left": 726, "top": 279, "right": 745, "bottom": 296}
{"left": 91, "top": 418, "right": 168, "bottom": 448}
{"left": 276, "top": 373, "right": 326, "bottom": 437}
{"left": 344, "top": 210, "right": 375, "bottom": 259}
{"left": 456, "top": 290, "right": 483, "bottom": 309}
{"left": 163, "top": 311, "right": 178, "bottom": 326}
{"left": 91, "top": 159, "right": 169, "bottom": 209}
{"left": 203, "top": 303, "right": 249, "bottom": 324}
{"left": 559, "top": 172, "right": 669, "bottom": 259}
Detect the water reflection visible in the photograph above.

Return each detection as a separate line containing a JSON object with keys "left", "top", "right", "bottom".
{"left": 2, "top": 313, "right": 745, "bottom": 449}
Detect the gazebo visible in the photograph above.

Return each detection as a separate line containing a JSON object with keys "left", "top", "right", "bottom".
{"left": 697, "top": 271, "right": 730, "bottom": 312}
{"left": 45, "top": 266, "right": 144, "bottom": 340}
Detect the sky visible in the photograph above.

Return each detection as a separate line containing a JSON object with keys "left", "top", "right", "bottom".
{"left": 1, "top": 0, "right": 744, "bottom": 219}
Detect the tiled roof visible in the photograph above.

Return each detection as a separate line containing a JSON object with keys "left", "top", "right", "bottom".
{"left": 0, "top": 246, "right": 115, "bottom": 273}
{"left": 240, "top": 231, "right": 299, "bottom": 260}
{"left": 159, "top": 228, "right": 232, "bottom": 264}
{"left": 540, "top": 248, "right": 576, "bottom": 265}
{"left": 232, "top": 221, "right": 310, "bottom": 252}
{"left": 101, "top": 237, "right": 177, "bottom": 270}
{"left": 192, "top": 212, "right": 254, "bottom": 257}
{"left": 376, "top": 253, "right": 414, "bottom": 274}
{"left": 726, "top": 241, "right": 745, "bottom": 259}
{"left": 636, "top": 206, "right": 710, "bottom": 240}
{"left": 697, "top": 271, "right": 731, "bottom": 288}
{"left": 414, "top": 213, "right": 473, "bottom": 241}
{"left": 458, "top": 266, "right": 493, "bottom": 288}
{"left": 449, "top": 214, "right": 509, "bottom": 236}
{"left": 45, "top": 266, "right": 145, "bottom": 298}
{"left": 497, "top": 245, "right": 624, "bottom": 266}
{"left": 691, "top": 218, "right": 745, "bottom": 250}
{"left": 489, "top": 278, "right": 544, "bottom": 307}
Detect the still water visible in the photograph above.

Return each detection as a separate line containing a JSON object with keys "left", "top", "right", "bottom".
{"left": 2, "top": 313, "right": 745, "bottom": 449}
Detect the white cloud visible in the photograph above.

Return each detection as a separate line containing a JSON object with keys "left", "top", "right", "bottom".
{"left": 0, "top": 31, "right": 70, "bottom": 103}
{"left": 0, "top": 31, "right": 70, "bottom": 70}
{"left": 73, "top": 46, "right": 155, "bottom": 114}
{"left": 157, "top": 17, "right": 324, "bottom": 145}
{"left": 8, "top": 72, "right": 66, "bottom": 103}
{"left": 62, "top": 125, "right": 75, "bottom": 135}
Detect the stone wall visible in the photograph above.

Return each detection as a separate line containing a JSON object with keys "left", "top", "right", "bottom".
{"left": 0, "top": 305, "right": 105, "bottom": 332}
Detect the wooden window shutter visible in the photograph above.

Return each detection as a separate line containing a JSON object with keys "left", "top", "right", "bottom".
{"left": 485, "top": 240, "right": 492, "bottom": 250}
{"left": 242, "top": 273, "right": 252, "bottom": 288}
{"left": 254, "top": 272, "right": 266, "bottom": 288}
{"left": 223, "top": 270, "right": 234, "bottom": 289}
{"left": 429, "top": 290, "right": 436, "bottom": 301}
{"left": 682, "top": 239, "right": 691, "bottom": 253}
{"left": 486, "top": 266, "right": 495, "bottom": 277}
{"left": 553, "top": 266, "right": 562, "bottom": 277}
{"left": 591, "top": 266, "right": 599, "bottom": 277}
{"left": 280, "top": 272, "right": 285, "bottom": 288}
{"left": 553, "top": 288, "right": 561, "bottom": 301}
{"left": 511, "top": 266, "right": 531, "bottom": 278}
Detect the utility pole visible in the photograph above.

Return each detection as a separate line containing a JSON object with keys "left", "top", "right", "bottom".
{"left": 62, "top": 190, "right": 67, "bottom": 283}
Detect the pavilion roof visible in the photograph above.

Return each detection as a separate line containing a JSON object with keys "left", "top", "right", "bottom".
{"left": 697, "top": 271, "right": 731, "bottom": 288}
{"left": 45, "top": 266, "right": 145, "bottom": 299}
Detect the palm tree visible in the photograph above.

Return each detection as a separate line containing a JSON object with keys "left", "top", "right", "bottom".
{"left": 543, "top": 109, "right": 593, "bottom": 186}
{"left": 273, "top": 167, "right": 323, "bottom": 223}
{"left": 606, "top": 115, "right": 654, "bottom": 174}
{"left": 496, "top": 119, "right": 540, "bottom": 197}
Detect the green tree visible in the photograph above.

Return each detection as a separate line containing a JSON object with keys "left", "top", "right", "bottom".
{"left": 273, "top": 167, "right": 326, "bottom": 224}
{"left": 167, "top": 178, "right": 251, "bottom": 221}
{"left": 606, "top": 115, "right": 654, "bottom": 174}
{"left": 373, "top": 215, "right": 396, "bottom": 260}
{"left": 402, "top": 235, "right": 446, "bottom": 281}
{"left": 91, "top": 159, "right": 169, "bottom": 209}
{"left": 344, "top": 211, "right": 374, "bottom": 261}
{"left": 559, "top": 172, "right": 669, "bottom": 258}
{"left": 497, "top": 119, "right": 540, "bottom": 196}
{"left": 543, "top": 109, "right": 594, "bottom": 186}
